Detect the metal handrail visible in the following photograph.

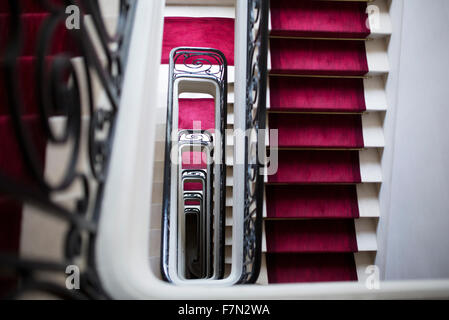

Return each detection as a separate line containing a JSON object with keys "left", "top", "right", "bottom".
{"left": 160, "top": 0, "right": 268, "bottom": 285}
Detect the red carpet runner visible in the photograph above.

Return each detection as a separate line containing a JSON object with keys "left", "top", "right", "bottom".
{"left": 270, "top": 113, "right": 364, "bottom": 149}
{"left": 269, "top": 77, "right": 367, "bottom": 113}
{"left": 270, "top": 38, "right": 368, "bottom": 76}
{"left": 266, "top": 0, "right": 371, "bottom": 283}
{"left": 270, "top": 0, "right": 370, "bottom": 39}
{"left": 0, "top": 0, "right": 70, "bottom": 294}
{"left": 162, "top": 17, "right": 235, "bottom": 65}
{"left": 162, "top": 17, "right": 234, "bottom": 190}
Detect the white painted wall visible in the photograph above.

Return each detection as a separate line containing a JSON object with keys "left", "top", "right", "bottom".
{"left": 377, "top": 0, "right": 449, "bottom": 280}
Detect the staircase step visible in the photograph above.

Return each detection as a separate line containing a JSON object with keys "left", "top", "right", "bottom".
{"left": 267, "top": 76, "right": 387, "bottom": 113}
{"left": 269, "top": 38, "right": 369, "bottom": 76}
{"left": 364, "top": 76, "right": 388, "bottom": 111}
{"left": 269, "top": 113, "right": 364, "bottom": 149}
{"left": 162, "top": 17, "right": 235, "bottom": 65}
{"left": 263, "top": 183, "right": 380, "bottom": 220}
{"left": 362, "top": 111, "right": 385, "bottom": 148}
{"left": 262, "top": 218, "right": 377, "bottom": 252}
{"left": 365, "top": 38, "right": 390, "bottom": 75}
{"left": 267, "top": 150, "right": 362, "bottom": 184}
{"left": 359, "top": 149, "right": 382, "bottom": 183}
{"left": 179, "top": 98, "right": 215, "bottom": 130}
{"left": 266, "top": 149, "right": 382, "bottom": 184}
{"left": 265, "top": 185, "right": 360, "bottom": 219}
{"left": 268, "top": 76, "right": 367, "bottom": 113}
{"left": 270, "top": 0, "right": 370, "bottom": 39}
{"left": 267, "top": 112, "right": 385, "bottom": 149}
{"left": 266, "top": 252, "right": 358, "bottom": 284}
{"left": 354, "top": 217, "right": 378, "bottom": 251}
{"left": 269, "top": 38, "right": 389, "bottom": 77}
{"left": 357, "top": 183, "right": 380, "bottom": 218}
{"left": 165, "top": 3, "right": 235, "bottom": 19}
{"left": 264, "top": 219, "right": 358, "bottom": 253}
{"left": 257, "top": 251, "right": 376, "bottom": 285}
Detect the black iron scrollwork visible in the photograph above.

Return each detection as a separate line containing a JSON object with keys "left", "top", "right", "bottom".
{"left": 172, "top": 49, "right": 226, "bottom": 80}
{"left": 239, "top": 0, "right": 268, "bottom": 284}
{"left": 0, "top": 0, "right": 136, "bottom": 299}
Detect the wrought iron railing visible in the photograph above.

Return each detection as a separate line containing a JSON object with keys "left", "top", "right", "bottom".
{"left": 160, "top": 0, "right": 268, "bottom": 285}
{"left": 238, "top": 0, "right": 268, "bottom": 284}
{"left": 0, "top": 0, "right": 136, "bottom": 299}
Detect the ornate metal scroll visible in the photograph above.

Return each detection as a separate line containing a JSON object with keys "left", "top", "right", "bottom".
{"left": 161, "top": 47, "right": 228, "bottom": 282}
{"left": 0, "top": 0, "right": 136, "bottom": 299}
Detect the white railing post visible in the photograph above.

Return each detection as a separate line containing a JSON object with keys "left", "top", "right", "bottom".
{"left": 231, "top": 0, "right": 248, "bottom": 283}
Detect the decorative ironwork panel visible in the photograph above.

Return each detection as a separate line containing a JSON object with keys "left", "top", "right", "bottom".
{"left": 0, "top": 0, "right": 136, "bottom": 299}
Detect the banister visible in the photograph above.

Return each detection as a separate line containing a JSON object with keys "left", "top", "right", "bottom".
{"left": 237, "top": 0, "right": 269, "bottom": 284}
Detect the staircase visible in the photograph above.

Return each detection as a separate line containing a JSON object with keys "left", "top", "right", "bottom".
{"left": 3, "top": 0, "right": 449, "bottom": 301}
{"left": 151, "top": 2, "right": 237, "bottom": 281}
{"left": 258, "top": 0, "right": 391, "bottom": 284}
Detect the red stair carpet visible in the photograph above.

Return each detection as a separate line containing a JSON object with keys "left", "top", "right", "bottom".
{"left": 162, "top": 16, "right": 234, "bottom": 134}
{"left": 178, "top": 98, "right": 215, "bottom": 131}
{"left": 268, "top": 150, "right": 361, "bottom": 184}
{"left": 270, "top": 0, "right": 370, "bottom": 39}
{"left": 270, "top": 113, "right": 364, "bottom": 149}
{"left": 266, "top": 185, "right": 360, "bottom": 219}
{"left": 270, "top": 38, "right": 368, "bottom": 76}
{"left": 267, "top": 253, "right": 358, "bottom": 283}
{"left": 0, "top": 0, "right": 72, "bottom": 295}
{"left": 162, "top": 17, "right": 235, "bottom": 65}
{"left": 266, "top": 220, "right": 358, "bottom": 253}
{"left": 269, "top": 77, "right": 367, "bottom": 113}
{"left": 265, "top": 0, "right": 371, "bottom": 283}
{"left": 162, "top": 16, "right": 235, "bottom": 191}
